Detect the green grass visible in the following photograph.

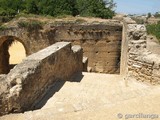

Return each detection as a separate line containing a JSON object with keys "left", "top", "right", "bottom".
{"left": 15, "top": 13, "right": 71, "bottom": 20}
{"left": 17, "top": 20, "right": 43, "bottom": 31}
{"left": 75, "top": 19, "right": 87, "bottom": 24}
{"left": 15, "top": 13, "right": 40, "bottom": 19}
{"left": 131, "top": 17, "right": 145, "bottom": 24}
{"left": 146, "top": 22, "right": 160, "bottom": 43}
{"left": 0, "top": 25, "right": 7, "bottom": 31}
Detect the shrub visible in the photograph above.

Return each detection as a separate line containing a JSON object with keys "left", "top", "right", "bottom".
{"left": 75, "top": 19, "right": 87, "bottom": 24}
{"left": 131, "top": 17, "right": 145, "bottom": 24}
{"left": 146, "top": 23, "right": 160, "bottom": 42}
{"left": 0, "top": 25, "right": 7, "bottom": 31}
{"left": 17, "top": 21, "right": 29, "bottom": 28}
{"left": 18, "top": 20, "right": 43, "bottom": 31}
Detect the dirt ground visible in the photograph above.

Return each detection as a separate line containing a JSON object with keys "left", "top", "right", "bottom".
{"left": 8, "top": 41, "right": 26, "bottom": 64}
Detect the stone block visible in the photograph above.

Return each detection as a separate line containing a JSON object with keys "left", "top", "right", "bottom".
{"left": 152, "top": 69, "right": 160, "bottom": 78}
{"left": 0, "top": 42, "right": 83, "bottom": 115}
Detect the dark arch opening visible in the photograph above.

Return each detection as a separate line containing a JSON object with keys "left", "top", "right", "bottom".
{"left": 0, "top": 36, "right": 27, "bottom": 74}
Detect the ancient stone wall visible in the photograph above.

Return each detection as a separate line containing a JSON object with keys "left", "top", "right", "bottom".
{"left": 0, "top": 44, "right": 9, "bottom": 74}
{"left": 0, "top": 21, "right": 122, "bottom": 74}
{"left": 0, "top": 42, "right": 83, "bottom": 115}
{"left": 123, "top": 17, "right": 160, "bottom": 85}
{"left": 55, "top": 24, "right": 122, "bottom": 73}
{"left": 0, "top": 38, "right": 14, "bottom": 74}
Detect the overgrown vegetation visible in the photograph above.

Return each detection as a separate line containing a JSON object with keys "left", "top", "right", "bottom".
{"left": 0, "top": 0, "right": 116, "bottom": 19}
{"left": 75, "top": 19, "right": 87, "bottom": 24}
{"left": 146, "top": 22, "right": 160, "bottom": 43}
{"left": 18, "top": 20, "right": 43, "bottom": 31}
{"left": 0, "top": 24, "right": 7, "bottom": 31}
{"left": 131, "top": 17, "right": 145, "bottom": 24}
{"left": 154, "top": 12, "right": 160, "bottom": 18}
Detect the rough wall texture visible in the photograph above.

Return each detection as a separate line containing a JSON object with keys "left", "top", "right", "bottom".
{"left": 0, "top": 42, "right": 83, "bottom": 116}
{"left": 0, "top": 44, "right": 9, "bottom": 74}
{"left": 123, "top": 17, "right": 160, "bottom": 85}
{"left": 0, "top": 75, "right": 8, "bottom": 116}
{"left": 0, "top": 21, "right": 122, "bottom": 74}
{"left": 120, "top": 17, "right": 136, "bottom": 76}
{"left": 61, "top": 24, "right": 122, "bottom": 73}
{"left": 0, "top": 38, "right": 14, "bottom": 74}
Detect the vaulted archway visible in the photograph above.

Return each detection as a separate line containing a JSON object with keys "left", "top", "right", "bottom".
{"left": 0, "top": 36, "right": 28, "bottom": 74}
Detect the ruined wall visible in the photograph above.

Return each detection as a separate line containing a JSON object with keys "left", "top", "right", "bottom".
{"left": 120, "top": 17, "right": 137, "bottom": 76}
{"left": 0, "top": 75, "right": 8, "bottom": 116}
{"left": 0, "top": 44, "right": 9, "bottom": 74}
{"left": 0, "top": 42, "right": 83, "bottom": 115}
{"left": 0, "top": 21, "right": 122, "bottom": 74}
{"left": 44, "top": 23, "right": 122, "bottom": 73}
{"left": 0, "top": 38, "right": 14, "bottom": 74}
{"left": 0, "top": 36, "right": 28, "bottom": 74}
{"left": 123, "top": 17, "right": 160, "bottom": 85}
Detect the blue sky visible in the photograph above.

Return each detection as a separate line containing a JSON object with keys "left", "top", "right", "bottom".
{"left": 114, "top": 0, "right": 160, "bottom": 14}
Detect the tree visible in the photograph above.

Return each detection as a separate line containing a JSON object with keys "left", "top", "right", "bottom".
{"left": 0, "top": 0, "right": 25, "bottom": 16}
{"left": 37, "top": 0, "right": 75, "bottom": 16}
{"left": 155, "top": 12, "right": 160, "bottom": 18}
{"left": 75, "top": 0, "right": 116, "bottom": 18}
{"left": 147, "top": 12, "right": 151, "bottom": 18}
{"left": 0, "top": 0, "right": 116, "bottom": 19}
{"left": 26, "top": 0, "right": 39, "bottom": 14}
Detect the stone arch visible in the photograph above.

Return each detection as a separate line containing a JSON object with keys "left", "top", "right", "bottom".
{"left": 0, "top": 36, "right": 29, "bottom": 55}
{"left": 0, "top": 36, "right": 28, "bottom": 74}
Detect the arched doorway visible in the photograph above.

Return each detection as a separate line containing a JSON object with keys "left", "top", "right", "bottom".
{"left": 8, "top": 40, "right": 26, "bottom": 70}
{"left": 0, "top": 36, "right": 27, "bottom": 74}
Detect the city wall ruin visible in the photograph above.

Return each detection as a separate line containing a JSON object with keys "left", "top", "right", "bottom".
{"left": 0, "top": 21, "right": 122, "bottom": 74}
{"left": 122, "top": 18, "right": 160, "bottom": 85}
{"left": 0, "top": 17, "right": 160, "bottom": 116}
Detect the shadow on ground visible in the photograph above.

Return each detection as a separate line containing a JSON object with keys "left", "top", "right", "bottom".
{"left": 34, "top": 72, "right": 84, "bottom": 110}
{"left": 69, "top": 72, "right": 84, "bottom": 82}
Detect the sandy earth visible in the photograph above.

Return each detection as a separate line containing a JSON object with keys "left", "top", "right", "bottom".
{"left": 8, "top": 41, "right": 26, "bottom": 64}
{"left": 1, "top": 72, "right": 160, "bottom": 120}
